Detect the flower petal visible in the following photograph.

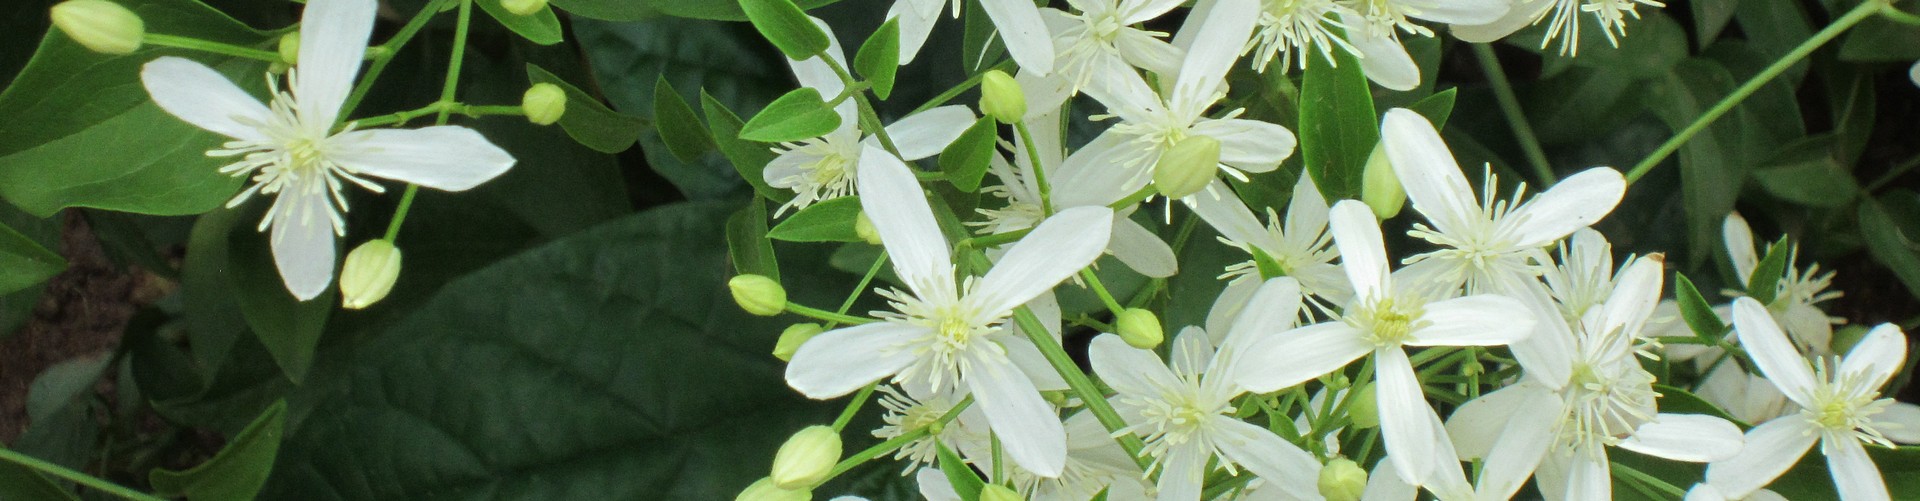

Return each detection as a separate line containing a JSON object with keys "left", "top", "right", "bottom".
{"left": 1826, "top": 436, "right": 1891, "bottom": 501}
{"left": 139, "top": 57, "right": 271, "bottom": 141}
{"left": 1002, "top": 335, "right": 1068, "bottom": 391}
{"left": 1444, "top": 381, "right": 1544, "bottom": 459}
{"left": 785, "top": 322, "right": 921, "bottom": 398}
{"left": 1363, "top": 459, "right": 1419, "bottom": 501}
{"left": 294, "top": 0, "right": 377, "bottom": 127}
{"left": 1704, "top": 417, "right": 1818, "bottom": 498}
{"left": 1189, "top": 184, "right": 1270, "bottom": 246}
{"left": 1156, "top": 440, "right": 1207, "bottom": 501}
{"left": 916, "top": 468, "right": 962, "bottom": 501}
{"left": 1109, "top": 218, "right": 1178, "bottom": 278}
{"left": 268, "top": 187, "right": 338, "bottom": 300}
{"left": 879, "top": 105, "right": 977, "bottom": 161}
{"left": 966, "top": 356, "right": 1067, "bottom": 477}
{"left": 855, "top": 145, "right": 955, "bottom": 299}
{"left": 1724, "top": 212, "right": 1758, "bottom": 282}
{"left": 1218, "top": 277, "right": 1304, "bottom": 358}
{"left": 1599, "top": 255, "right": 1666, "bottom": 340}
{"left": 1878, "top": 402, "right": 1920, "bottom": 444}
{"left": 1211, "top": 418, "right": 1322, "bottom": 495}
{"left": 326, "top": 126, "right": 515, "bottom": 191}
{"left": 888, "top": 0, "right": 941, "bottom": 65}
{"left": 789, "top": 16, "right": 856, "bottom": 125}
{"left": 1841, "top": 323, "right": 1908, "bottom": 395}
{"left": 979, "top": 0, "right": 1055, "bottom": 75}
{"left": 1376, "top": 348, "right": 1437, "bottom": 485}
{"left": 1732, "top": 297, "right": 1820, "bottom": 408}
{"left": 1620, "top": 413, "right": 1745, "bottom": 462}
{"left": 1472, "top": 386, "right": 1560, "bottom": 501}
{"left": 1406, "top": 294, "right": 1534, "bottom": 347}
{"left": 1089, "top": 334, "right": 1182, "bottom": 398}
{"left": 1329, "top": 201, "right": 1391, "bottom": 300}
{"left": 1343, "top": 15, "right": 1421, "bottom": 91}
{"left": 1501, "top": 277, "right": 1575, "bottom": 390}
{"left": 1189, "top": 118, "right": 1295, "bottom": 173}
{"left": 1170, "top": 327, "right": 1214, "bottom": 379}
{"left": 1508, "top": 167, "right": 1626, "bottom": 248}
{"left": 1381, "top": 109, "right": 1476, "bottom": 236}
{"left": 1451, "top": 0, "right": 1553, "bottom": 43}
{"left": 1564, "top": 450, "right": 1612, "bottom": 501}
{"left": 1205, "top": 274, "right": 1262, "bottom": 346}
{"left": 1231, "top": 322, "right": 1370, "bottom": 393}
{"left": 1167, "top": 0, "right": 1257, "bottom": 110}
{"left": 971, "top": 206, "right": 1113, "bottom": 316}
{"left": 1395, "top": 0, "right": 1509, "bottom": 25}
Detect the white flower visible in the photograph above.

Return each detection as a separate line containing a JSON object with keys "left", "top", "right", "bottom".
{"left": 974, "top": 112, "right": 1178, "bottom": 278}
{"left": 784, "top": 144, "right": 1115, "bottom": 477}
{"left": 767, "top": 19, "right": 975, "bottom": 216}
{"left": 1092, "top": 278, "right": 1325, "bottom": 501}
{"left": 950, "top": 410, "right": 1153, "bottom": 500}
{"left": 1232, "top": 200, "right": 1534, "bottom": 491}
{"left": 1454, "top": 0, "right": 1666, "bottom": 56}
{"left": 1540, "top": 228, "right": 1617, "bottom": 321}
{"left": 889, "top": 0, "right": 1054, "bottom": 75}
{"left": 139, "top": 0, "right": 515, "bottom": 300}
{"left": 1445, "top": 257, "right": 1744, "bottom": 500}
{"left": 1699, "top": 362, "right": 1792, "bottom": 424}
{"left": 1700, "top": 299, "right": 1920, "bottom": 501}
{"left": 1014, "top": 0, "right": 1187, "bottom": 114}
{"left": 1338, "top": 0, "right": 1508, "bottom": 90}
{"left": 871, "top": 384, "right": 967, "bottom": 473}
{"left": 1242, "top": 0, "right": 1354, "bottom": 74}
{"left": 1382, "top": 108, "right": 1624, "bottom": 298}
{"left": 1685, "top": 483, "right": 1788, "bottom": 501}
{"left": 1722, "top": 212, "right": 1842, "bottom": 353}
{"left": 1191, "top": 175, "right": 1349, "bottom": 342}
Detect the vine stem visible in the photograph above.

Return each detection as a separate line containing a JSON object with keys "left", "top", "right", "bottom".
{"left": 824, "top": 396, "right": 973, "bottom": 479}
{"left": 818, "top": 55, "right": 905, "bottom": 159}
{"left": 1623, "top": 0, "right": 1883, "bottom": 184}
{"left": 340, "top": 0, "right": 460, "bottom": 118}
{"left": 785, "top": 302, "right": 875, "bottom": 325}
{"left": 381, "top": 0, "right": 474, "bottom": 243}
{"left": 142, "top": 33, "right": 280, "bottom": 62}
{"left": 1013, "top": 121, "right": 1053, "bottom": 215}
{"left": 0, "top": 448, "right": 166, "bottom": 501}
{"left": 1472, "top": 43, "right": 1555, "bottom": 184}
{"left": 1009, "top": 307, "right": 1153, "bottom": 471}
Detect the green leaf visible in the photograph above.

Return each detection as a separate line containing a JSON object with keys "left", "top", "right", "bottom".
{"left": 189, "top": 207, "right": 332, "bottom": 384}
{"left": 727, "top": 201, "right": 782, "bottom": 280}
{"left": 1745, "top": 238, "right": 1791, "bottom": 306}
{"left": 1404, "top": 88, "right": 1458, "bottom": 129}
{"left": 1642, "top": 58, "right": 1750, "bottom": 268}
{"left": 740, "top": 0, "right": 831, "bottom": 61}
{"left": 1691, "top": 0, "right": 1742, "bottom": 45}
{"left": 0, "top": 456, "right": 77, "bottom": 501}
{"left": 15, "top": 354, "right": 111, "bottom": 472}
{"left": 1751, "top": 136, "right": 1860, "bottom": 208}
{"left": 149, "top": 400, "right": 287, "bottom": 501}
{"left": 1673, "top": 273, "right": 1728, "bottom": 343}
{"left": 939, "top": 117, "right": 999, "bottom": 192}
{"left": 549, "top": 0, "right": 844, "bottom": 21}
{"left": 0, "top": 221, "right": 63, "bottom": 295}
{"left": 1860, "top": 198, "right": 1920, "bottom": 301}
{"left": 855, "top": 19, "right": 901, "bottom": 100}
{"left": 702, "top": 91, "right": 790, "bottom": 202}
{"left": 1651, "top": 384, "right": 1742, "bottom": 425}
{"left": 1733, "top": 0, "right": 1814, "bottom": 84}
{"left": 741, "top": 88, "right": 842, "bottom": 142}
{"left": 652, "top": 75, "right": 715, "bottom": 163}
{"left": 768, "top": 197, "right": 863, "bottom": 243}
{"left": 1839, "top": 16, "right": 1920, "bottom": 62}
{"left": 1298, "top": 41, "right": 1377, "bottom": 201}
{"left": 936, "top": 441, "right": 984, "bottom": 501}
{"left": 475, "top": 0, "right": 565, "bottom": 45}
{"left": 526, "top": 64, "right": 646, "bottom": 154}
{"left": 1251, "top": 247, "right": 1287, "bottom": 281}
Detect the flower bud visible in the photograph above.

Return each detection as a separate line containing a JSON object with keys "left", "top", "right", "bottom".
{"left": 522, "top": 83, "right": 567, "bottom": 126}
{"left": 979, "top": 484, "right": 1023, "bottom": 501}
{"left": 736, "top": 477, "right": 811, "bottom": 501}
{"left": 1347, "top": 383, "right": 1378, "bottom": 429}
{"left": 50, "top": 0, "right": 144, "bottom": 55}
{"left": 774, "top": 323, "right": 824, "bottom": 361}
{"left": 771, "top": 425, "right": 841, "bottom": 489}
{"left": 1114, "top": 308, "right": 1163, "bottom": 350}
{"left": 1361, "top": 142, "right": 1404, "bottom": 219}
{"left": 1318, "top": 458, "right": 1368, "bottom": 501}
{"left": 278, "top": 32, "right": 300, "bottom": 65}
{"left": 340, "top": 239, "right": 402, "bottom": 310}
{"left": 978, "top": 70, "right": 1026, "bottom": 123}
{"left": 854, "top": 212, "right": 882, "bottom": 246}
{"left": 501, "top": 0, "right": 549, "bottom": 16}
{"left": 1152, "top": 136, "right": 1221, "bottom": 199}
{"left": 730, "top": 274, "right": 788, "bottom": 316}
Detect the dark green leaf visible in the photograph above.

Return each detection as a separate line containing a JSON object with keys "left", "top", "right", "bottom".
{"left": 855, "top": 19, "right": 901, "bottom": 100}
{"left": 939, "top": 117, "right": 999, "bottom": 192}
{"left": 1751, "top": 136, "right": 1860, "bottom": 208}
{"left": 1642, "top": 59, "right": 1750, "bottom": 268}
{"left": 702, "top": 91, "right": 791, "bottom": 202}
{"left": 1674, "top": 273, "right": 1728, "bottom": 343}
{"left": 727, "top": 201, "right": 782, "bottom": 280}
{"left": 0, "top": 221, "right": 63, "bottom": 295}
{"left": 1838, "top": 15, "right": 1920, "bottom": 62}
{"left": 1746, "top": 238, "right": 1791, "bottom": 306}
{"left": 188, "top": 207, "right": 332, "bottom": 384}
{"left": 475, "top": 0, "right": 565, "bottom": 45}
{"left": 741, "top": 87, "right": 842, "bottom": 142}
{"left": 653, "top": 75, "right": 715, "bottom": 163}
{"left": 526, "top": 64, "right": 646, "bottom": 154}
{"left": 0, "top": 456, "right": 77, "bottom": 501}
{"left": 1651, "top": 385, "right": 1743, "bottom": 426}
{"left": 1860, "top": 198, "right": 1920, "bottom": 301}
{"left": 1403, "top": 88, "right": 1457, "bottom": 129}
{"left": 768, "top": 197, "right": 863, "bottom": 243}
{"left": 1692, "top": 0, "right": 1742, "bottom": 45}
{"left": 740, "top": 0, "right": 831, "bottom": 61}
{"left": 1298, "top": 42, "right": 1376, "bottom": 201}
{"left": 936, "top": 441, "right": 984, "bottom": 501}
{"left": 150, "top": 400, "right": 287, "bottom": 501}
{"left": 550, "top": 0, "right": 844, "bottom": 21}
{"left": 15, "top": 354, "right": 110, "bottom": 472}
{"left": 1733, "top": 0, "right": 1813, "bottom": 83}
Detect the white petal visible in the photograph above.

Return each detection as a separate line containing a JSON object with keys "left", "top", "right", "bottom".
{"left": 1002, "top": 336, "right": 1068, "bottom": 391}
{"left": 1109, "top": 219, "right": 1177, "bottom": 278}
{"left": 268, "top": 188, "right": 338, "bottom": 300}
{"left": 916, "top": 468, "right": 963, "bottom": 501}
{"left": 1231, "top": 322, "right": 1370, "bottom": 393}
{"left": 1211, "top": 418, "right": 1322, "bottom": 495}
{"left": 1598, "top": 256, "right": 1665, "bottom": 339}
{"left": 1114, "top": 30, "right": 1183, "bottom": 77}
{"left": 1501, "top": 277, "right": 1575, "bottom": 390}
{"left": 1445, "top": 382, "right": 1544, "bottom": 459}
{"left": 888, "top": 0, "right": 941, "bottom": 65}
{"left": 1218, "top": 277, "right": 1304, "bottom": 360}
{"left": 1376, "top": 348, "right": 1437, "bottom": 485}
{"left": 1015, "top": 70, "right": 1075, "bottom": 120}
{"left": 1473, "top": 386, "right": 1561, "bottom": 500}
{"left": 1826, "top": 436, "right": 1891, "bottom": 501}
{"left": 326, "top": 126, "right": 514, "bottom": 191}
{"left": 1343, "top": 13, "right": 1421, "bottom": 91}
{"left": 1285, "top": 174, "right": 1331, "bottom": 246}
{"left": 139, "top": 57, "right": 271, "bottom": 141}
{"left": 1451, "top": 0, "right": 1554, "bottom": 43}
{"left": 1189, "top": 184, "right": 1270, "bottom": 246}
{"left": 1705, "top": 417, "right": 1818, "bottom": 498}
{"left": 1205, "top": 275, "right": 1262, "bottom": 346}
{"left": 1620, "top": 414, "right": 1745, "bottom": 462}
{"left": 879, "top": 105, "right": 977, "bottom": 161}
{"left": 1363, "top": 459, "right": 1419, "bottom": 501}
{"left": 1329, "top": 201, "right": 1391, "bottom": 300}
{"left": 1911, "top": 61, "right": 1920, "bottom": 89}
{"left": 979, "top": 0, "right": 1055, "bottom": 75}
{"left": 789, "top": 17, "right": 856, "bottom": 125}
{"left": 1564, "top": 449, "right": 1612, "bottom": 501}
{"left": 1051, "top": 130, "right": 1153, "bottom": 207}
{"left": 1732, "top": 298, "right": 1820, "bottom": 408}
{"left": 1724, "top": 212, "right": 1759, "bottom": 282}
{"left": 964, "top": 355, "right": 1067, "bottom": 477}
{"left": 1089, "top": 334, "right": 1182, "bottom": 398}
{"left": 785, "top": 323, "right": 922, "bottom": 398}
{"left": 1156, "top": 442, "right": 1208, "bottom": 501}
{"left": 1189, "top": 118, "right": 1295, "bottom": 173}
{"left": 1167, "top": 0, "right": 1257, "bottom": 109}
{"left": 1406, "top": 294, "right": 1534, "bottom": 346}
{"left": 855, "top": 145, "right": 955, "bottom": 299}
{"left": 1381, "top": 109, "right": 1475, "bottom": 236}
{"left": 1877, "top": 402, "right": 1920, "bottom": 444}
{"left": 1508, "top": 167, "right": 1626, "bottom": 248}
{"left": 1841, "top": 324, "right": 1908, "bottom": 394}
{"left": 294, "top": 0, "right": 376, "bottom": 127}
{"left": 971, "top": 207, "right": 1112, "bottom": 316}
{"left": 1396, "top": 0, "right": 1510, "bottom": 25}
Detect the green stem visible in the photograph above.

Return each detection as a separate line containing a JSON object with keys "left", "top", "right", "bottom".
{"left": 911, "top": 60, "right": 1019, "bottom": 115}
{"left": 825, "top": 396, "right": 973, "bottom": 478}
{"left": 1009, "top": 307, "right": 1152, "bottom": 471}
{"left": 381, "top": 0, "right": 472, "bottom": 243}
{"left": 143, "top": 33, "right": 281, "bottom": 62}
{"left": 0, "top": 448, "right": 166, "bottom": 501}
{"left": 832, "top": 383, "right": 878, "bottom": 432}
{"left": 819, "top": 55, "right": 905, "bottom": 159}
{"left": 1611, "top": 462, "right": 1688, "bottom": 499}
{"left": 955, "top": 228, "right": 1033, "bottom": 251}
{"left": 826, "top": 255, "right": 889, "bottom": 330}
{"left": 1077, "top": 269, "right": 1127, "bottom": 316}
{"left": 1881, "top": 4, "right": 1920, "bottom": 25}
{"left": 1472, "top": 44, "right": 1555, "bottom": 184}
{"left": 353, "top": 102, "right": 523, "bottom": 128}
{"left": 1624, "top": 1, "right": 1882, "bottom": 184}
{"left": 340, "top": 0, "right": 459, "bottom": 118}
{"left": 381, "top": 186, "right": 418, "bottom": 242}
{"left": 1013, "top": 121, "right": 1053, "bottom": 215}
{"left": 785, "top": 302, "right": 875, "bottom": 325}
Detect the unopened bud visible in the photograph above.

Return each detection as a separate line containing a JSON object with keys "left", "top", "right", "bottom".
{"left": 1361, "top": 142, "right": 1404, "bottom": 219}
{"left": 774, "top": 323, "right": 825, "bottom": 361}
{"left": 1318, "top": 458, "right": 1368, "bottom": 501}
{"left": 1348, "top": 383, "right": 1378, "bottom": 429}
{"left": 736, "top": 477, "right": 811, "bottom": 501}
{"left": 1114, "top": 309, "right": 1163, "bottom": 350}
{"left": 978, "top": 70, "right": 1026, "bottom": 123}
{"left": 340, "top": 239, "right": 402, "bottom": 310}
{"left": 522, "top": 83, "right": 567, "bottom": 125}
{"left": 501, "top": 0, "right": 549, "bottom": 16}
{"left": 980, "top": 484, "right": 1023, "bottom": 501}
{"left": 1153, "top": 136, "right": 1221, "bottom": 199}
{"left": 771, "top": 425, "right": 841, "bottom": 489}
{"left": 730, "top": 274, "right": 787, "bottom": 316}
{"left": 854, "top": 212, "right": 882, "bottom": 246}
{"left": 50, "top": 0, "right": 144, "bottom": 55}
{"left": 278, "top": 32, "right": 299, "bottom": 65}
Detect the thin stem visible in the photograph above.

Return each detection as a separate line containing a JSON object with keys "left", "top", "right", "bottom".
{"left": 911, "top": 59, "right": 1019, "bottom": 115}
{"left": 341, "top": 0, "right": 459, "bottom": 118}
{"left": 819, "top": 55, "right": 905, "bottom": 159}
{"left": 826, "top": 255, "right": 889, "bottom": 329}
{"left": 1611, "top": 461, "right": 1688, "bottom": 499}
{"left": 825, "top": 396, "right": 973, "bottom": 478}
{"left": 1624, "top": 1, "right": 1882, "bottom": 184}
{"left": 143, "top": 33, "right": 281, "bottom": 62}
{"left": 381, "top": 186, "right": 418, "bottom": 242}
{"left": 832, "top": 384, "right": 878, "bottom": 432}
{"left": 1009, "top": 307, "right": 1152, "bottom": 470}
{"left": 1864, "top": 151, "right": 1920, "bottom": 193}
{"left": 352, "top": 101, "right": 522, "bottom": 128}
{"left": 786, "top": 302, "right": 875, "bottom": 325}
{"left": 1882, "top": 4, "right": 1920, "bottom": 25}
{"left": 381, "top": 0, "right": 472, "bottom": 243}
{"left": 955, "top": 228, "right": 1033, "bottom": 251}
{"left": 1472, "top": 44, "right": 1555, "bottom": 184}
{"left": 1077, "top": 269, "right": 1127, "bottom": 316}
{"left": 0, "top": 448, "right": 166, "bottom": 501}
{"left": 1013, "top": 121, "right": 1053, "bottom": 215}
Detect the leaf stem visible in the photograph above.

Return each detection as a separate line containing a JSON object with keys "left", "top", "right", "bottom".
{"left": 819, "top": 55, "right": 905, "bottom": 159}
{"left": 911, "top": 59, "right": 1019, "bottom": 115}
{"left": 381, "top": 0, "right": 473, "bottom": 244}
{"left": 1013, "top": 121, "right": 1053, "bottom": 215}
{"left": 340, "top": 0, "right": 459, "bottom": 118}
{"left": 1009, "top": 307, "right": 1152, "bottom": 471}
{"left": 1472, "top": 43, "right": 1555, "bottom": 184}
{"left": 143, "top": 33, "right": 281, "bottom": 62}
{"left": 832, "top": 383, "right": 878, "bottom": 432}
{"left": 352, "top": 101, "right": 522, "bottom": 128}
{"left": 825, "top": 254, "right": 889, "bottom": 330}
{"left": 824, "top": 396, "right": 973, "bottom": 478}
{"left": 0, "top": 448, "right": 166, "bottom": 501}
{"left": 786, "top": 302, "right": 875, "bottom": 325}
{"left": 1077, "top": 269, "right": 1127, "bottom": 316}
{"left": 1611, "top": 461, "right": 1688, "bottom": 499}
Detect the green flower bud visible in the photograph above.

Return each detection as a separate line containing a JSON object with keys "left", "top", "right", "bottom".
{"left": 736, "top": 477, "right": 811, "bottom": 501}
{"left": 522, "top": 83, "right": 567, "bottom": 126}
{"left": 979, "top": 70, "right": 1026, "bottom": 123}
{"left": 340, "top": 239, "right": 402, "bottom": 310}
{"left": 1348, "top": 383, "right": 1378, "bottom": 429}
{"left": 771, "top": 425, "right": 841, "bottom": 489}
{"left": 278, "top": 32, "right": 300, "bottom": 65}
{"left": 854, "top": 212, "right": 882, "bottom": 246}
{"left": 980, "top": 484, "right": 1023, "bottom": 501}
{"left": 773, "top": 323, "right": 825, "bottom": 362}
{"left": 1361, "top": 142, "right": 1405, "bottom": 220}
{"left": 1115, "top": 308, "right": 1163, "bottom": 350}
{"left": 50, "top": 0, "right": 144, "bottom": 55}
{"left": 1152, "top": 135, "right": 1221, "bottom": 199}
{"left": 1318, "top": 458, "right": 1368, "bottom": 501}
{"left": 501, "top": 0, "right": 549, "bottom": 16}
{"left": 730, "top": 274, "right": 788, "bottom": 316}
